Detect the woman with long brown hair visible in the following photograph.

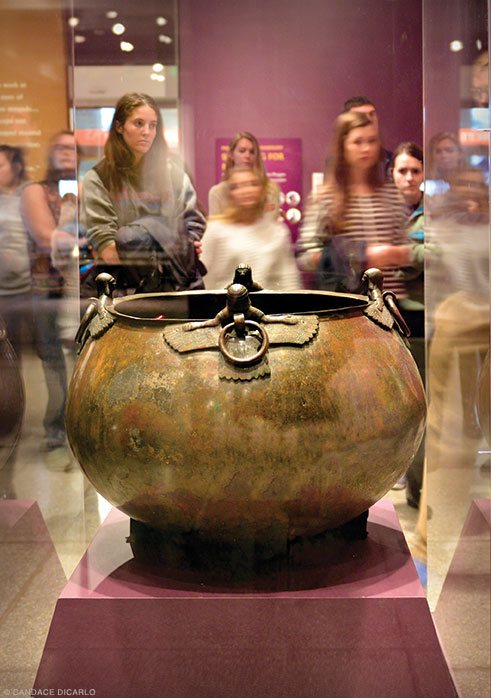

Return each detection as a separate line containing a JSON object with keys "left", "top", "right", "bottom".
{"left": 297, "top": 111, "right": 409, "bottom": 294}
{"left": 80, "top": 92, "right": 206, "bottom": 292}
{"left": 208, "top": 130, "right": 280, "bottom": 219}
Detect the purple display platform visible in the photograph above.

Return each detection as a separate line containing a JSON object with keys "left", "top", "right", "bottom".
{"left": 35, "top": 500, "right": 455, "bottom": 698}
{"left": 433, "top": 499, "right": 490, "bottom": 698}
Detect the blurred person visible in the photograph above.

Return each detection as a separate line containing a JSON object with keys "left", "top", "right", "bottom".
{"left": 471, "top": 50, "right": 489, "bottom": 108}
{"left": 208, "top": 131, "right": 280, "bottom": 219}
{"left": 80, "top": 92, "right": 206, "bottom": 294}
{"left": 340, "top": 96, "right": 393, "bottom": 175}
{"left": 20, "top": 130, "right": 79, "bottom": 470}
{"left": 425, "top": 159, "right": 489, "bottom": 464}
{"left": 201, "top": 167, "right": 300, "bottom": 291}
{"left": 429, "top": 164, "right": 487, "bottom": 228}
{"left": 392, "top": 142, "right": 424, "bottom": 311}
{"left": 298, "top": 111, "right": 409, "bottom": 294}
{"left": 447, "top": 166, "right": 488, "bottom": 217}
{"left": 0, "top": 145, "right": 32, "bottom": 363}
{"left": 424, "top": 173, "right": 489, "bottom": 574}
{"left": 427, "top": 131, "right": 464, "bottom": 184}
{"left": 391, "top": 142, "right": 425, "bottom": 505}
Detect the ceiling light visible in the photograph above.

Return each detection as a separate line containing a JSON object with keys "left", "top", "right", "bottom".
{"left": 156, "top": 17, "right": 168, "bottom": 26}
{"left": 74, "top": 35, "right": 86, "bottom": 44}
{"left": 151, "top": 73, "right": 165, "bottom": 82}
{"left": 112, "top": 23, "right": 126, "bottom": 36}
{"left": 152, "top": 63, "right": 164, "bottom": 72}
{"left": 158, "top": 34, "right": 172, "bottom": 44}
{"left": 106, "top": 11, "right": 118, "bottom": 19}
{"left": 449, "top": 40, "right": 464, "bottom": 52}
{"left": 68, "top": 17, "right": 80, "bottom": 27}
{"left": 476, "top": 39, "right": 483, "bottom": 50}
{"left": 120, "top": 41, "right": 134, "bottom": 52}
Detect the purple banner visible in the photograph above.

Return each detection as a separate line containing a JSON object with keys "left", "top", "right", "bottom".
{"left": 215, "top": 137, "right": 302, "bottom": 241}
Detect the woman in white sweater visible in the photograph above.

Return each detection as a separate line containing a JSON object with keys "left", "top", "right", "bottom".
{"left": 201, "top": 167, "right": 300, "bottom": 291}
{"left": 208, "top": 131, "right": 280, "bottom": 220}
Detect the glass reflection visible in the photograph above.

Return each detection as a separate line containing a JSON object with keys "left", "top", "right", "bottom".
{"left": 424, "top": 3, "right": 490, "bottom": 695}
{"left": 20, "top": 131, "right": 78, "bottom": 469}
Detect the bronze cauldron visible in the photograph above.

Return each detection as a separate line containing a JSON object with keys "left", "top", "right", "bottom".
{"left": 66, "top": 270, "right": 425, "bottom": 546}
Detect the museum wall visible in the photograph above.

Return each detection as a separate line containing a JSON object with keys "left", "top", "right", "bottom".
{"left": 179, "top": 0, "right": 423, "bottom": 203}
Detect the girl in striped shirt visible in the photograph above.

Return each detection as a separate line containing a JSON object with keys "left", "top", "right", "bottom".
{"left": 297, "top": 111, "right": 410, "bottom": 296}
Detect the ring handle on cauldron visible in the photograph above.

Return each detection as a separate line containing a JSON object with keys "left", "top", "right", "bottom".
{"left": 218, "top": 317, "right": 269, "bottom": 366}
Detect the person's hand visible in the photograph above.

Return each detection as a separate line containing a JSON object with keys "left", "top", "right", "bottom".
{"left": 366, "top": 245, "right": 411, "bottom": 268}
{"left": 194, "top": 239, "right": 203, "bottom": 258}
{"left": 99, "top": 242, "right": 120, "bottom": 264}
{"left": 311, "top": 250, "right": 323, "bottom": 268}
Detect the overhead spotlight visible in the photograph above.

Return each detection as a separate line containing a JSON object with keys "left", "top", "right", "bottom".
{"left": 106, "top": 11, "right": 118, "bottom": 19}
{"left": 68, "top": 17, "right": 80, "bottom": 27}
{"left": 156, "top": 17, "right": 168, "bottom": 26}
{"left": 449, "top": 40, "right": 464, "bottom": 52}
{"left": 158, "top": 34, "right": 172, "bottom": 44}
{"left": 151, "top": 73, "right": 165, "bottom": 82}
{"left": 112, "top": 23, "right": 126, "bottom": 36}
{"left": 74, "top": 35, "right": 86, "bottom": 43}
{"left": 120, "top": 41, "right": 134, "bottom": 52}
{"left": 476, "top": 39, "right": 483, "bottom": 50}
{"left": 152, "top": 63, "right": 164, "bottom": 72}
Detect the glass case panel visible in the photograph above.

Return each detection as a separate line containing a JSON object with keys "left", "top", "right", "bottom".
{"left": 0, "top": 0, "right": 92, "bottom": 688}
{"left": 424, "top": 0, "right": 490, "bottom": 695}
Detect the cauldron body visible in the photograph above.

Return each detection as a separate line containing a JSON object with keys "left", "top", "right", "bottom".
{"left": 66, "top": 289, "right": 425, "bottom": 544}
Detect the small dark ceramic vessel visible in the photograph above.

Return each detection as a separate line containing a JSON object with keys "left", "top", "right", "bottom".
{"left": 0, "top": 317, "right": 24, "bottom": 468}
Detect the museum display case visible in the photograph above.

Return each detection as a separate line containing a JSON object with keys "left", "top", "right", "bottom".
{"left": 0, "top": 0, "right": 489, "bottom": 696}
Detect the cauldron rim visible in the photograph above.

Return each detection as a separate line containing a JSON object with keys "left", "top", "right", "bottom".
{"left": 109, "top": 289, "right": 370, "bottom": 323}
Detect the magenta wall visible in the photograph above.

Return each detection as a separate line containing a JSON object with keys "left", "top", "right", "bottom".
{"left": 179, "top": 0, "right": 423, "bottom": 206}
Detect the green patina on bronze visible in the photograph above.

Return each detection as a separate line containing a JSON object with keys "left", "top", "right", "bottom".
{"left": 66, "top": 281, "right": 425, "bottom": 545}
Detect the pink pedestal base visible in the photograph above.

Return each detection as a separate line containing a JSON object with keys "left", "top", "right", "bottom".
{"left": 35, "top": 500, "right": 455, "bottom": 698}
